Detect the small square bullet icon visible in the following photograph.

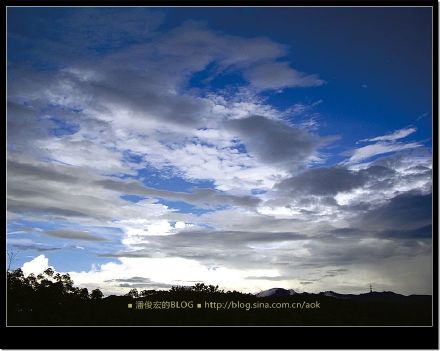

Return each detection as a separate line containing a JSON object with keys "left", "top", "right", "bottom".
{"left": 197, "top": 304, "right": 202, "bottom": 308}
{"left": 128, "top": 303, "right": 132, "bottom": 309}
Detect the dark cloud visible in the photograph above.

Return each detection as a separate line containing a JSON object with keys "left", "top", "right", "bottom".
{"left": 277, "top": 166, "right": 368, "bottom": 196}
{"left": 106, "top": 276, "right": 153, "bottom": 283}
{"left": 155, "top": 229, "right": 308, "bottom": 245}
{"left": 45, "top": 230, "right": 108, "bottom": 241}
{"left": 226, "top": 115, "right": 319, "bottom": 168}
{"left": 7, "top": 158, "right": 78, "bottom": 184}
{"left": 8, "top": 239, "right": 61, "bottom": 252}
{"left": 118, "top": 282, "right": 173, "bottom": 289}
{"left": 97, "top": 178, "right": 261, "bottom": 209}
{"left": 98, "top": 230, "right": 310, "bottom": 267}
{"left": 70, "top": 70, "right": 212, "bottom": 128}
{"left": 325, "top": 227, "right": 365, "bottom": 238}
{"left": 105, "top": 277, "right": 173, "bottom": 289}
{"left": 276, "top": 164, "right": 398, "bottom": 198}
{"left": 359, "top": 192, "right": 432, "bottom": 231}
{"left": 246, "top": 276, "right": 286, "bottom": 281}
{"left": 106, "top": 276, "right": 173, "bottom": 289}
{"left": 303, "top": 236, "right": 430, "bottom": 266}
{"left": 7, "top": 101, "right": 52, "bottom": 155}
{"left": 377, "top": 225, "right": 432, "bottom": 240}
{"left": 244, "top": 61, "right": 324, "bottom": 90}
{"left": 7, "top": 157, "right": 261, "bottom": 225}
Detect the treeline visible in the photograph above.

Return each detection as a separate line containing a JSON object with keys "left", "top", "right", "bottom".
{"left": 7, "top": 268, "right": 432, "bottom": 326}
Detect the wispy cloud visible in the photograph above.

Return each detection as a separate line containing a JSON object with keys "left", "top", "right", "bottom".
{"left": 359, "top": 127, "right": 417, "bottom": 143}
{"left": 348, "top": 127, "right": 422, "bottom": 164}
{"left": 348, "top": 141, "right": 422, "bottom": 164}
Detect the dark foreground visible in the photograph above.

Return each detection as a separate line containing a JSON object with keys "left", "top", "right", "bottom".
{"left": 7, "top": 269, "right": 431, "bottom": 326}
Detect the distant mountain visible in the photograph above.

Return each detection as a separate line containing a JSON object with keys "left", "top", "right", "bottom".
{"left": 257, "top": 289, "right": 429, "bottom": 300}
{"left": 319, "top": 291, "right": 354, "bottom": 299}
{"left": 255, "top": 288, "right": 297, "bottom": 297}
{"left": 355, "top": 291, "right": 406, "bottom": 301}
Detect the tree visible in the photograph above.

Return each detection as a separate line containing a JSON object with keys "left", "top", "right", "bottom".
{"left": 61, "top": 274, "right": 74, "bottom": 293}
{"left": 140, "top": 289, "right": 155, "bottom": 297}
{"left": 77, "top": 287, "right": 90, "bottom": 300}
{"left": 170, "top": 286, "right": 191, "bottom": 292}
{"left": 7, "top": 250, "right": 19, "bottom": 271}
{"left": 126, "top": 288, "right": 139, "bottom": 298}
{"left": 191, "top": 283, "right": 222, "bottom": 293}
{"left": 90, "top": 289, "right": 104, "bottom": 299}
{"left": 43, "top": 268, "right": 54, "bottom": 277}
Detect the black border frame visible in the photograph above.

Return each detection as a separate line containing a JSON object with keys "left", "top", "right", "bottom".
{"left": 2, "top": 0, "right": 438, "bottom": 349}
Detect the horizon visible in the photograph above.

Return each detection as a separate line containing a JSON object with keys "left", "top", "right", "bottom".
{"left": 7, "top": 6, "right": 433, "bottom": 296}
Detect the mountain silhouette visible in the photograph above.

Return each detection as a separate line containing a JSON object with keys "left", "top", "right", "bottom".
{"left": 255, "top": 287, "right": 297, "bottom": 297}
{"left": 255, "top": 288, "right": 431, "bottom": 301}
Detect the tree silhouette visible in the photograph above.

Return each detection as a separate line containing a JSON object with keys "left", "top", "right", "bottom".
{"left": 90, "top": 289, "right": 103, "bottom": 299}
{"left": 44, "top": 267, "right": 54, "bottom": 277}
{"left": 126, "top": 288, "right": 139, "bottom": 298}
{"left": 191, "top": 283, "right": 222, "bottom": 293}
{"left": 140, "top": 289, "right": 155, "bottom": 297}
{"left": 76, "top": 287, "right": 90, "bottom": 300}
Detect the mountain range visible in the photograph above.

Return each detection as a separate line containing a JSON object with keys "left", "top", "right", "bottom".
{"left": 255, "top": 288, "right": 430, "bottom": 300}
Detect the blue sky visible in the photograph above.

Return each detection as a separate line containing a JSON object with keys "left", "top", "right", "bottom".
{"left": 7, "top": 7, "right": 433, "bottom": 295}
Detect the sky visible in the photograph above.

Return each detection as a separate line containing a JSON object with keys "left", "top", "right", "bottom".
{"left": 7, "top": 6, "right": 433, "bottom": 295}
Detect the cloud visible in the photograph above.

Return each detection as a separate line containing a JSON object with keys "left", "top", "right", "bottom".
{"left": 156, "top": 21, "right": 288, "bottom": 69}
{"left": 359, "top": 192, "right": 432, "bottom": 232}
{"left": 7, "top": 156, "right": 262, "bottom": 231}
{"left": 244, "top": 61, "right": 325, "bottom": 90}
{"left": 348, "top": 141, "right": 422, "bottom": 164}
{"left": 360, "top": 127, "right": 417, "bottom": 142}
{"left": 245, "top": 275, "right": 285, "bottom": 281}
{"left": 100, "top": 229, "right": 310, "bottom": 259}
{"left": 45, "top": 230, "right": 108, "bottom": 241}
{"left": 7, "top": 15, "right": 329, "bottom": 194}
{"left": 348, "top": 127, "right": 422, "bottom": 164}
{"left": 68, "top": 256, "right": 281, "bottom": 295}
{"left": 8, "top": 238, "right": 61, "bottom": 252}
{"left": 96, "top": 178, "right": 261, "bottom": 209}
{"left": 276, "top": 166, "right": 369, "bottom": 196}
{"left": 22, "top": 254, "right": 50, "bottom": 276}
{"left": 226, "top": 115, "right": 320, "bottom": 169}
{"left": 7, "top": 101, "right": 52, "bottom": 156}
{"left": 7, "top": 156, "right": 172, "bottom": 223}
{"left": 105, "top": 277, "right": 174, "bottom": 290}
{"left": 377, "top": 225, "right": 432, "bottom": 240}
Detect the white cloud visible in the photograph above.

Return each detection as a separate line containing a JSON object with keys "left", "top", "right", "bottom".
{"left": 69, "top": 256, "right": 281, "bottom": 295}
{"left": 348, "top": 141, "right": 422, "bottom": 164}
{"left": 360, "top": 127, "right": 417, "bottom": 143}
{"left": 348, "top": 127, "right": 422, "bottom": 164}
{"left": 22, "top": 255, "right": 50, "bottom": 276}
